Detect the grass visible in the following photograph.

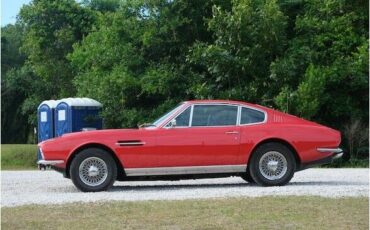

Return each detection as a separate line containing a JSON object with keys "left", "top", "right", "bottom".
{"left": 1, "top": 144, "right": 37, "bottom": 170}
{"left": 1, "top": 196, "right": 369, "bottom": 229}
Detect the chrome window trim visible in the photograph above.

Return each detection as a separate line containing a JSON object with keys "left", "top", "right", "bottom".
{"left": 239, "top": 106, "right": 267, "bottom": 126}
{"left": 158, "top": 102, "right": 191, "bottom": 129}
{"left": 125, "top": 164, "right": 247, "bottom": 176}
{"left": 163, "top": 103, "right": 193, "bottom": 129}
{"left": 188, "top": 105, "right": 194, "bottom": 127}
{"left": 190, "top": 103, "right": 239, "bottom": 127}
{"left": 161, "top": 102, "right": 267, "bottom": 128}
{"left": 236, "top": 106, "right": 241, "bottom": 125}
{"left": 153, "top": 103, "right": 185, "bottom": 127}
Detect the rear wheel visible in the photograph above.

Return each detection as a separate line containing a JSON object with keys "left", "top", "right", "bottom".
{"left": 249, "top": 143, "right": 295, "bottom": 186}
{"left": 70, "top": 148, "right": 117, "bottom": 192}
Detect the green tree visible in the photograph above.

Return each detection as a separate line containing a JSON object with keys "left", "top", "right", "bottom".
{"left": 187, "top": 0, "right": 287, "bottom": 103}
{"left": 1, "top": 24, "right": 25, "bottom": 75}
{"left": 271, "top": 0, "right": 368, "bottom": 126}
{"left": 70, "top": 0, "right": 225, "bottom": 128}
{"left": 82, "top": 0, "right": 121, "bottom": 12}
{"left": 1, "top": 0, "right": 368, "bottom": 158}
{"left": 271, "top": 0, "right": 368, "bottom": 159}
{"left": 19, "top": 0, "right": 96, "bottom": 98}
{"left": 1, "top": 24, "right": 30, "bottom": 143}
{"left": 6, "top": 0, "right": 97, "bottom": 142}
{"left": 2, "top": 0, "right": 97, "bottom": 143}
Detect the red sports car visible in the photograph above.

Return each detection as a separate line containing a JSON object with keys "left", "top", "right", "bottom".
{"left": 37, "top": 100, "right": 343, "bottom": 192}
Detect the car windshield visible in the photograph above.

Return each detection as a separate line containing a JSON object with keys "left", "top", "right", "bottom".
{"left": 151, "top": 103, "right": 184, "bottom": 127}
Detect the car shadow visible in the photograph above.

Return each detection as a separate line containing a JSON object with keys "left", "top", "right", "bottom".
{"left": 110, "top": 182, "right": 252, "bottom": 192}
{"left": 288, "top": 181, "right": 367, "bottom": 186}
{"left": 107, "top": 180, "right": 367, "bottom": 192}
{"left": 56, "top": 180, "right": 367, "bottom": 193}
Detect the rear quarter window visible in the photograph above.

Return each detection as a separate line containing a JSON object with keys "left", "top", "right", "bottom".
{"left": 240, "top": 107, "right": 265, "bottom": 124}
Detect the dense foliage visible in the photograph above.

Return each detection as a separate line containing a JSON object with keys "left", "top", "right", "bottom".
{"left": 1, "top": 0, "right": 368, "bottom": 160}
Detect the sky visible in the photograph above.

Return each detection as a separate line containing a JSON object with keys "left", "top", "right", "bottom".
{"left": 1, "top": 0, "right": 32, "bottom": 26}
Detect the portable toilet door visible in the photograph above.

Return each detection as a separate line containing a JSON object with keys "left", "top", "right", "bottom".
{"left": 54, "top": 100, "right": 71, "bottom": 137}
{"left": 71, "top": 98, "right": 103, "bottom": 132}
{"left": 55, "top": 98, "right": 102, "bottom": 137}
{"left": 37, "top": 100, "right": 57, "bottom": 142}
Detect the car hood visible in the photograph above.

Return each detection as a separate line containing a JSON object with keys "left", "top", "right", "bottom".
{"left": 63, "top": 128, "right": 144, "bottom": 138}
{"left": 39, "top": 128, "right": 150, "bottom": 146}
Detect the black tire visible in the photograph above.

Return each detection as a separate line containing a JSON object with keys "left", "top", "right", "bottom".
{"left": 241, "top": 169, "right": 255, "bottom": 184}
{"left": 249, "top": 143, "right": 296, "bottom": 186}
{"left": 70, "top": 148, "right": 117, "bottom": 192}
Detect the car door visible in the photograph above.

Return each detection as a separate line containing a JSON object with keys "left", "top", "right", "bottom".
{"left": 190, "top": 104, "right": 241, "bottom": 166}
{"left": 154, "top": 105, "right": 203, "bottom": 167}
{"left": 158, "top": 104, "right": 241, "bottom": 167}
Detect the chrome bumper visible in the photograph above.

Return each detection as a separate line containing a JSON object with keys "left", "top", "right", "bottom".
{"left": 37, "top": 160, "right": 64, "bottom": 170}
{"left": 317, "top": 148, "right": 343, "bottom": 159}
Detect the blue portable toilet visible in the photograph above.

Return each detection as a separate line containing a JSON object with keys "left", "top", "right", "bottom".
{"left": 54, "top": 98, "right": 103, "bottom": 137}
{"left": 37, "top": 100, "right": 58, "bottom": 142}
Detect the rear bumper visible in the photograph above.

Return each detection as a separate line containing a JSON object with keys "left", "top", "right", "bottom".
{"left": 298, "top": 148, "right": 344, "bottom": 171}
{"left": 317, "top": 148, "right": 343, "bottom": 159}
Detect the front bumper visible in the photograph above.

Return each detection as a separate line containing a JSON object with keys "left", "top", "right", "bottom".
{"left": 37, "top": 160, "right": 64, "bottom": 170}
{"left": 37, "top": 146, "right": 64, "bottom": 170}
{"left": 317, "top": 148, "right": 343, "bottom": 159}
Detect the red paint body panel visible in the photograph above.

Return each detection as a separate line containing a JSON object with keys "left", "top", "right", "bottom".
{"left": 155, "top": 126, "right": 241, "bottom": 167}
{"left": 38, "top": 100, "right": 341, "bottom": 172}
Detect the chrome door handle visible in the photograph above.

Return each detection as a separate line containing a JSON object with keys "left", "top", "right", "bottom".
{"left": 225, "top": 131, "right": 239, "bottom": 134}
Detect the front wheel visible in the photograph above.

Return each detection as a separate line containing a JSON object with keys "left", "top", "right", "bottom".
{"left": 249, "top": 143, "right": 296, "bottom": 186}
{"left": 70, "top": 148, "right": 117, "bottom": 192}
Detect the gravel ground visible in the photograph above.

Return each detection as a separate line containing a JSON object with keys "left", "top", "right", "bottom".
{"left": 1, "top": 168, "right": 369, "bottom": 207}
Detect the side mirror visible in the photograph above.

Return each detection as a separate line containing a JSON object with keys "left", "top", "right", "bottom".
{"left": 169, "top": 119, "right": 177, "bottom": 128}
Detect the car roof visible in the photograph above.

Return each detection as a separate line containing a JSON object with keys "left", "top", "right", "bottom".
{"left": 185, "top": 99, "right": 265, "bottom": 109}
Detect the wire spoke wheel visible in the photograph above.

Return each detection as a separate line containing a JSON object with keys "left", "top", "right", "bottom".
{"left": 258, "top": 151, "right": 288, "bottom": 180}
{"left": 79, "top": 157, "right": 108, "bottom": 187}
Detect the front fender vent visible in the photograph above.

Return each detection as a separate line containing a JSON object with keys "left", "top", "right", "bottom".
{"left": 115, "top": 140, "right": 145, "bottom": 146}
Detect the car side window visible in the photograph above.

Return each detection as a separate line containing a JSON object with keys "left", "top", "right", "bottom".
{"left": 240, "top": 107, "right": 265, "bottom": 124}
{"left": 174, "top": 106, "right": 191, "bottom": 127}
{"left": 191, "top": 105, "right": 237, "bottom": 126}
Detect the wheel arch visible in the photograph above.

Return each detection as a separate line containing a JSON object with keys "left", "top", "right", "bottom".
{"left": 66, "top": 143, "right": 125, "bottom": 179}
{"left": 248, "top": 138, "right": 301, "bottom": 170}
